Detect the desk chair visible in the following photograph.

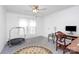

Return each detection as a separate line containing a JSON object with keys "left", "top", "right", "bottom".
{"left": 55, "top": 31, "right": 71, "bottom": 54}
{"left": 48, "top": 33, "right": 55, "bottom": 43}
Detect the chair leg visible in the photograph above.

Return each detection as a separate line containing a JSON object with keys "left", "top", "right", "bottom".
{"left": 53, "top": 40, "right": 55, "bottom": 44}
{"left": 63, "top": 50, "right": 65, "bottom": 54}
{"left": 56, "top": 43, "right": 58, "bottom": 51}
{"left": 56, "top": 47, "right": 57, "bottom": 51}
{"left": 63, "top": 46, "right": 66, "bottom": 54}
{"left": 48, "top": 37, "right": 49, "bottom": 42}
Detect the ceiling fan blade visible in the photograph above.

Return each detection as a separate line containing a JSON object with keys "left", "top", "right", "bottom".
{"left": 39, "top": 8, "right": 47, "bottom": 10}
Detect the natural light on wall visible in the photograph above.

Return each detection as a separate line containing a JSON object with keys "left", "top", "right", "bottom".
{"left": 19, "top": 18, "right": 36, "bottom": 36}
{"left": 19, "top": 19, "right": 28, "bottom": 27}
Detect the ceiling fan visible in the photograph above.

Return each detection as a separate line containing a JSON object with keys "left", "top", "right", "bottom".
{"left": 31, "top": 5, "right": 46, "bottom": 13}
{"left": 23, "top": 5, "right": 47, "bottom": 16}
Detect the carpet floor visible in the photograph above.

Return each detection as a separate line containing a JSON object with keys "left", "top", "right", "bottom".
{"left": 1, "top": 36, "right": 69, "bottom": 54}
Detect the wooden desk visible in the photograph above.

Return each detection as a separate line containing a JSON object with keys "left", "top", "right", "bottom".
{"left": 67, "top": 38, "right": 79, "bottom": 53}
{"left": 65, "top": 35, "right": 78, "bottom": 41}
{"left": 66, "top": 35, "right": 78, "bottom": 38}
{"left": 55, "top": 31, "right": 79, "bottom": 53}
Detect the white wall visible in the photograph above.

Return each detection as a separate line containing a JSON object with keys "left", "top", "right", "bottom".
{"left": 0, "top": 6, "right": 6, "bottom": 52}
{"left": 6, "top": 12, "right": 44, "bottom": 41}
{"left": 43, "top": 6, "right": 79, "bottom": 37}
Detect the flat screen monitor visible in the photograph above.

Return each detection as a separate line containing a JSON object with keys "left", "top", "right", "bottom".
{"left": 65, "top": 26, "right": 76, "bottom": 32}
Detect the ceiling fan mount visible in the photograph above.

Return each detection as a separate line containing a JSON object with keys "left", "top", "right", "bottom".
{"left": 32, "top": 5, "right": 39, "bottom": 10}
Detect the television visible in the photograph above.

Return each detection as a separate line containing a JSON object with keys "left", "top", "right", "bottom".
{"left": 65, "top": 26, "right": 76, "bottom": 32}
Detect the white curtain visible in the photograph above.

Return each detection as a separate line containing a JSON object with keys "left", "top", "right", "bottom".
{"left": 19, "top": 18, "right": 36, "bottom": 37}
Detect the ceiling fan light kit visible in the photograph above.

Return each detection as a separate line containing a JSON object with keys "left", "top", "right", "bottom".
{"left": 32, "top": 5, "right": 39, "bottom": 13}
{"left": 33, "top": 9, "right": 39, "bottom": 13}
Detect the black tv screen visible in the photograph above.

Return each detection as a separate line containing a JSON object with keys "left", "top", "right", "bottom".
{"left": 66, "top": 26, "right": 76, "bottom": 32}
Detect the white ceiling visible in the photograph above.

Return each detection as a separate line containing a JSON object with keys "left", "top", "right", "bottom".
{"left": 4, "top": 5, "right": 74, "bottom": 17}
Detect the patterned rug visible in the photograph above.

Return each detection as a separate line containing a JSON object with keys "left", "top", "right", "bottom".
{"left": 15, "top": 46, "right": 52, "bottom": 54}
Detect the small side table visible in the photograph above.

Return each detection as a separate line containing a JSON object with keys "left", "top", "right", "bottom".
{"left": 48, "top": 33, "right": 55, "bottom": 43}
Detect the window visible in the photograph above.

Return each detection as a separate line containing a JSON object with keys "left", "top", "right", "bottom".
{"left": 19, "top": 18, "right": 36, "bottom": 35}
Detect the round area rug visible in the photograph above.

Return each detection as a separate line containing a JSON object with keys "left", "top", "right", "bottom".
{"left": 15, "top": 46, "right": 52, "bottom": 54}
